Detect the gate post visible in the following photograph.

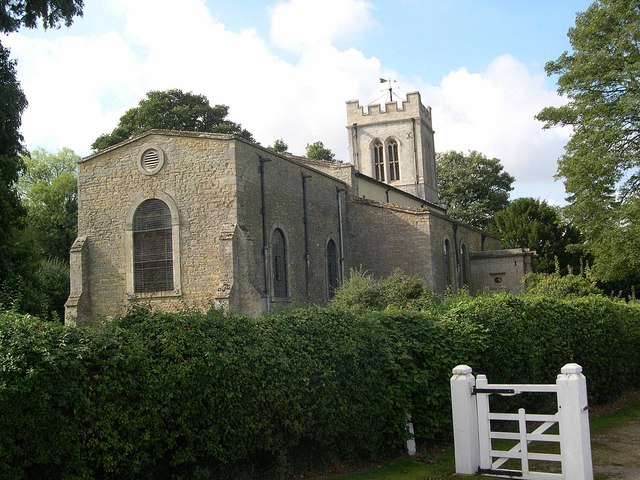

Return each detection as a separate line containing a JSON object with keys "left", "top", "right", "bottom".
{"left": 451, "top": 365, "right": 479, "bottom": 475}
{"left": 557, "top": 363, "right": 593, "bottom": 480}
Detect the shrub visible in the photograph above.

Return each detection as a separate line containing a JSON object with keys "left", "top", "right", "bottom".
{"left": 329, "top": 268, "right": 382, "bottom": 312}
{"left": 330, "top": 270, "right": 441, "bottom": 313}
{"left": 442, "top": 292, "right": 640, "bottom": 405}
{"left": 522, "top": 271, "right": 602, "bottom": 297}
{"left": 0, "top": 311, "right": 88, "bottom": 479}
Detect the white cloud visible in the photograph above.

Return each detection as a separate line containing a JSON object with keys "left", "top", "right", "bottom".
{"left": 420, "top": 55, "right": 571, "bottom": 203}
{"left": 269, "top": 0, "right": 376, "bottom": 52}
{"left": 4, "top": 1, "right": 569, "bottom": 203}
{"left": 5, "top": 0, "right": 382, "bottom": 158}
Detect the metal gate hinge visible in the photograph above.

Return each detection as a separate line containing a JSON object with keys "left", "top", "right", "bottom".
{"left": 478, "top": 467, "right": 523, "bottom": 476}
{"left": 473, "top": 387, "right": 516, "bottom": 395}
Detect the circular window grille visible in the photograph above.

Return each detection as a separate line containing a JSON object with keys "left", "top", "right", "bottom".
{"left": 138, "top": 146, "right": 165, "bottom": 175}
{"left": 142, "top": 149, "right": 160, "bottom": 170}
{"left": 494, "top": 276, "right": 503, "bottom": 284}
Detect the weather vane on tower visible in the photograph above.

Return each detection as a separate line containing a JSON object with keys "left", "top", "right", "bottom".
{"left": 379, "top": 77, "right": 397, "bottom": 102}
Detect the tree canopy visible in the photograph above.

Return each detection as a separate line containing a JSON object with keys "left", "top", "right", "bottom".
{"left": 536, "top": 0, "right": 640, "bottom": 282}
{"left": 268, "top": 138, "right": 289, "bottom": 154}
{"left": 436, "top": 150, "right": 514, "bottom": 229}
{"left": 305, "top": 141, "right": 335, "bottom": 161}
{"left": 0, "top": 44, "right": 28, "bottom": 285}
{"left": 92, "top": 89, "right": 255, "bottom": 151}
{"left": 489, "top": 197, "right": 586, "bottom": 274}
{"left": 0, "top": 0, "right": 83, "bottom": 315}
{"left": 1, "top": 0, "right": 83, "bottom": 33}
{"left": 20, "top": 148, "right": 78, "bottom": 262}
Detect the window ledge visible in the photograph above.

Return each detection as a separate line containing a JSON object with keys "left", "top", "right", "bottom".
{"left": 128, "top": 289, "right": 182, "bottom": 300}
{"left": 270, "top": 297, "right": 291, "bottom": 303}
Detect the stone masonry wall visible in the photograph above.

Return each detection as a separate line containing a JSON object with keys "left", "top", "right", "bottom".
{"left": 75, "top": 132, "right": 238, "bottom": 323}
{"left": 427, "top": 215, "right": 502, "bottom": 294}
{"left": 235, "top": 141, "right": 347, "bottom": 311}
{"left": 346, "top": 199, "right": 435, "bottom": 288}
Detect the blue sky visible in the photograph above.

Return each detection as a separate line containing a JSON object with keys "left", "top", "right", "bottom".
{"left": 3, "top": 0, "right": 593, "bottom": 204}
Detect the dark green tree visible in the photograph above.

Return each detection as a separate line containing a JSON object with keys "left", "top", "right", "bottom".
{"left": 305, "top": 141, "right": 335, "bottom": 161}
{"left": 92, "top": 89, "right": 254, "bottom": 150}
{"left": 489, "top": 197, "right": 586, "bottom": 273}
{"left": 1, "top": 0, "right": 83, "bottom": 32}
{"left": 0, "top": 0, "right": 83, "bottom": 315}
{"left": 0, "top": 44, "right": 27, "bottom": 286}
{"left": 20, "top": 148, "right": 78, "bottom": 262}
{"left": 536, "top": 0, "right": 640, "bottom": 282}
{"left": 436, "top": 150, "right": 514, "bottom": 228}
{"left": 268, "top": 138, "right": 289, "bottom": 153}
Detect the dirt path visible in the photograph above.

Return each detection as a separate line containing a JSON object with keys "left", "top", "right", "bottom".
{"left": 592, "top": 418, "right": 640, "bottom": 479}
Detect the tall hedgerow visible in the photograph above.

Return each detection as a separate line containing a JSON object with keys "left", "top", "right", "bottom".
{"left": 1, "top": 274, "right": 639, "bottom": 478}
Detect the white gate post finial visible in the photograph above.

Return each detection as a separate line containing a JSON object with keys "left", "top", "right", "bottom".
{"left": 557, "top": 363, "right": 594, "bottom": 480}
{"left": 450, "top": 365, "right": 479, "bottom": 475}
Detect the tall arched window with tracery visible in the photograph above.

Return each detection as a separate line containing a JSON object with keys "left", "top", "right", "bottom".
{"left": 444, "top": 239, "right": 452, "bottom": 288}
{"left": 373, "top": 140, "right": 385, "bottom": 181}
{"left": 387, "top": 139, "right": 400, "bottom": 181}
{"left": 326, "top": 239, "right": 339, "bottom": 298}
{"left": 133, "top": 198, "right": 173, "bottom": 292}
{"left": 272, "top": 228, "right": 288, "bottom": 298}
{"left": 460, "top": 244, "right": 468, "bottom": 287}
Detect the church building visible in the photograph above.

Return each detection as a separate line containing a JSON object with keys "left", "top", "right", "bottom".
{"left": 65, "top": 92, "right": 535, "bottom": 325}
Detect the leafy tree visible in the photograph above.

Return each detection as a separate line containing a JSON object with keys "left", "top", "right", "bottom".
{"left": 489, "top": 197, "right": 586, "bottom": 273}
{"left": 268, "top": 138, "right": 289, "bottom": 153}
{"left": 536, "top": 0, "right": 640, "bottom": 282}
{"left": 305, "top": 141, "right": 335, "bottom": 161}
{"left": 436, "top": 150, "right": 514, "bottom": 228}
{"left": 92, "top": 89, "right": 254, "bottom": 150}
{"left": 20, "top": 148, "right": 78, "bottom": 262}
{"left": 0, "top": 44, "right": 27, "bottom": 286}
{"left": 1, "top": 0, "right": 83, "bottom": 32}
{"left": 0, "top": 0, "right": 83, "bottom": 310}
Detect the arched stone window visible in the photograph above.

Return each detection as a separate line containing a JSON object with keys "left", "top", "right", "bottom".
{"left": 326, "top": 239, "right": 339, "bottom": 299}
{"left": 133, "top": 199, "right": 173, "bottom": 293}
{"left": 272, "top": 228, "right": 288, "bottom": 298}
{"left": 387, "top": 139, "right": 400, "bottom": 181}
{"left": 460, "top": 244, "right": 468, "bottom": 287}
{"left": 373, "top": 140, "right": 385, "bottom": 181}
{"left": 444, "top": 239, "right": 452, "bottom": 288}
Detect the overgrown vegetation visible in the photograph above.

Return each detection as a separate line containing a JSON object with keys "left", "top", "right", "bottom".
{"left": 1, "top": 272, "right": 639, "bottom": 479}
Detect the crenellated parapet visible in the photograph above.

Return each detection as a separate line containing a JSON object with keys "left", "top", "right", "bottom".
{"left": 346, "top": 91, "right": 432, "bottom": 129}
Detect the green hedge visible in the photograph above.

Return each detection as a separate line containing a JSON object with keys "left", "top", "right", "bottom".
{"left": 442, "top": 294, "right": 640, "bottom": 404}
{"left": 1, "top": 291, "right": 639, "bottom": 479}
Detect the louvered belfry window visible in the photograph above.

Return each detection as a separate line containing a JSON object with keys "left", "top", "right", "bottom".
{"left": 388, "top": 140, "right": 400, "bottom": 181}
{"left": 133, "top": 199, "right": 173, "bottom": 293}
{"left": 373, "top": 141, "right": 385, "bottom": 181}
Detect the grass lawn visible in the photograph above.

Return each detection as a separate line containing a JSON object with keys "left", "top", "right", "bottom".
{"left": 324, "top": 392, "right": 640, "bottom": 480}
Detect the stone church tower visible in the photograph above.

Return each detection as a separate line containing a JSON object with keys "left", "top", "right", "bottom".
{"left": 346, "top": 91, "right": 439, "bottom": 203}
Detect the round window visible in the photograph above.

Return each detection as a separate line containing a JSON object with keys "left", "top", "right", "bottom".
{"left": 494, "top": 276, "right": 503, "bottom": 284}
{"left": 138, "top": 146, "right": 165, "bottom": 175}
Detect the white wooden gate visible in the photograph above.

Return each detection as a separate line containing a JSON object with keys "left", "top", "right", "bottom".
{"left": 450, "top": 364, "right": 593, "bottom": 480}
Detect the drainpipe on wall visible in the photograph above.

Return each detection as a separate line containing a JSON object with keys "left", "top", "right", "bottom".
{"left": 385, "top": 187, "right": 391, "bottom": 203}
{"left": 259, "top": 157, "right": 272, "bottom": 310}
{"left": 452, "top": 222, "right": 460, "bottom": 289}
{"left": 302, "top": 173, "right": 312, "bottom": 304}
{"left": 352, "top": 123, "right": 359, "bottom": 170}
{"left": 336, "top": 187, "right": 346, "bottom": 283}
{"left": 411, "top": 118, "right": 420, "bottom": 197}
